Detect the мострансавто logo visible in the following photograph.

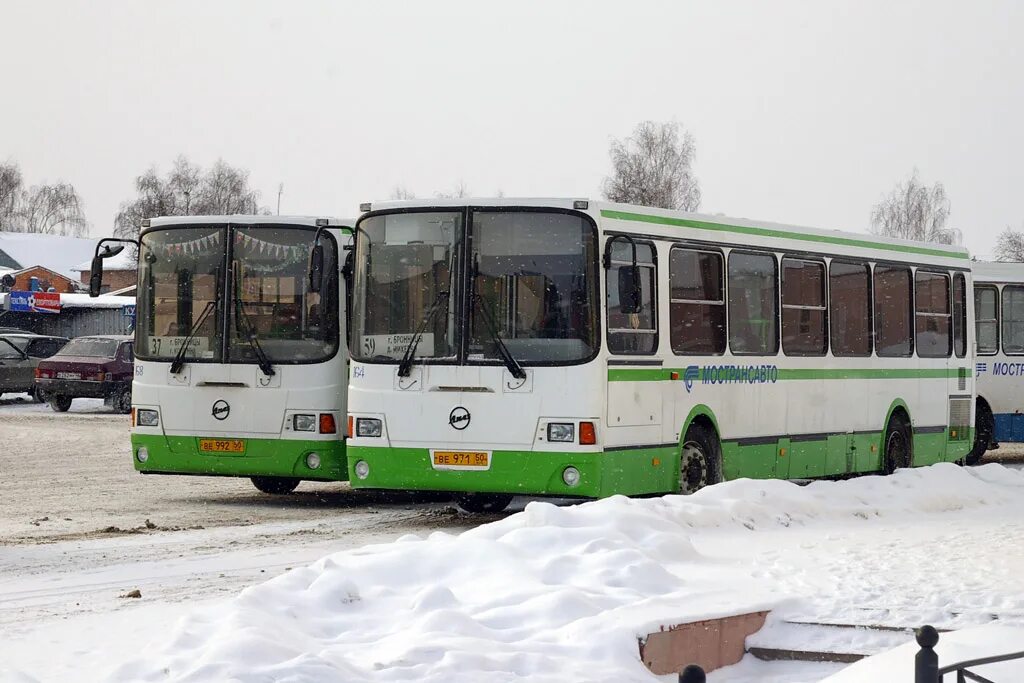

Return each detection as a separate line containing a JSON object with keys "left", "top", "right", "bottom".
{"left": 683, "top": 364, "right": 779, "bottom": 393}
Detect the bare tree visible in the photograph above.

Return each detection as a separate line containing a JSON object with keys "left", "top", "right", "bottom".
{"left": 0, "top": 161, "right": 23, "bottom": 231}
{"left": 115, "top": 156, "right": 268, "bottom": 240}
{"left": 995, "top": 225, "right": 1024, "bottom": 261}
{"left": 390, "top": 185, "right": 416, "bottom": 200}
{"left": 435, "top": 180, "right": 470, "bottom": 199}
{"left": 602, "top": 120, "right": 701, "bottom": 211}
{"left": 17, "top": 183, "right": 89, "bottom": 236}
{"left": 870, "top": 169, "right": 958, "bottom": 244}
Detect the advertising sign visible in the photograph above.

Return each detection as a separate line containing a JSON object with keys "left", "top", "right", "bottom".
{"left": 5, "top": 290, "right": 62, "bottom": 314}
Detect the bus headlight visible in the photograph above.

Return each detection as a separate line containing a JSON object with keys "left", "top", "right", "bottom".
{"left": 354, "top": 460, "right": 370, "bottom": 479}
{"left": 293, "top": 414, "right": 316, "bottom": 432}
{"left": 137, "top": 447, "right": 149, "bottom": 463}
{"left": 137, "top": 409, "right": 159, "bottom": 427}
{"left": 547, "top": 423, "right": 575, "bottom": 442}
{"left": 306, "top": 452, "right": 321, "bottom": 470}
{"left": 356, "top": 418, "right": 382, "bottom": 438}
{"left": 562, "top": 466, "right": 581, "bottom": 487}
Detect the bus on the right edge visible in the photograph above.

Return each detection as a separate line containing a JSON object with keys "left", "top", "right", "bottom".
{"left": 971, "top": 261, "right": 1024, "bottom": 464}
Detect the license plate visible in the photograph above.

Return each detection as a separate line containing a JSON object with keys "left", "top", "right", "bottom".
{"left": 198, "top": 438, "right": 245, "bottom": 453}
{"left": 431, "top": 450, "right": 491, "bottom": 470}
{"left": 56, "top": 372, "right": 80, "bottom": 380}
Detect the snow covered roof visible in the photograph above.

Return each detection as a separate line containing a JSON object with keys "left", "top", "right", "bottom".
{"left": 971, "top": 260, "right": 1024, "bottom": 284}
{"left": 0, "top": 292, "right": 134, "bottom": 310}
{"left": 71, "top": 247, "right": 137, "bottom": 273}
{"left": 0, "top": 231, "right": 98, "bottom": 279}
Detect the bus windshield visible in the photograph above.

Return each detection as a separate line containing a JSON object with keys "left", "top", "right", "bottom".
{"left": 136, "top": 224, "right": 338, "bottom": 364}
{"left": 352, "top": 211, "right": 461, "bottom": 362}
{"left": 351, "top": 209, "right": 598, "bottom": 365}
{"left": 468, "top": 211, "right": 597, "bottom": 363}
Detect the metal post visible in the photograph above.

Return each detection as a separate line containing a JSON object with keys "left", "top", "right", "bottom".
{"left": 277, "top": 183, "right": 283, "bottom": 215}
{"left": 679, "top": 664, "right": 706, "bottom": 683}
{"left": 915, "top": 625, "right": 940, "bottom": 683}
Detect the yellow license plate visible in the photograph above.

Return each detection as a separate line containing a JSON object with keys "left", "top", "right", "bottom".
{"left": 199, "top": 438, "right": 246, "bottom": 453}
{"left": 432, "top": 450, "right": 491, "bottom": 470}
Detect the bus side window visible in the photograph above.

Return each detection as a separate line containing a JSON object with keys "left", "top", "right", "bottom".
{"left": 1002, "top": 285, "right": 1024, "bottom": 354}
{"left": 874, "top": 265, "right": 913, "bottom": 357}
{"left": 669, "top": 247, "right": 725, "bottom": 355}
{"left": 830, "top": 260, "right": 872, "bottom": 356}
{"left": 606, "top": 241, "right": 657, "bottom": 355}
{"left": 952, "top": 273, "right": 966, "bottom": 358}
{"left": 975, "top": 285, "right": 999, "bottom": 355}
{"left": 915, "top": 271, "right": 951, "bottom": 358}
{"left": 781, "top": 257, "right": 827, "bottom": 356}
{"left": 728, "top": 251, "right": 778, "bottom": 355}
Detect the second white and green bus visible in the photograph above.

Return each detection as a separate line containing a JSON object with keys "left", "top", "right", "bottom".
{"left": 344, "top": 199, "right": 975, "bottom": 511}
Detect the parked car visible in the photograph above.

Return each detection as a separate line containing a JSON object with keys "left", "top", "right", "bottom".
{"left": 0, "top": 334, "right": 69, "bottom": 400}
{"left": 34, "top": 335, "right": 134, "bottom": 413}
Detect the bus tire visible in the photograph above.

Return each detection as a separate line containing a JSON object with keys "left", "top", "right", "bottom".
{"left": 113, "top": 386, "right": 132, "bottom": 415}
{"left": 679, "top": 422, "right": 722, "bottom": 495}
{"left": 965, "top": 403, "right": 993, "bottom": 466}
{"left": 883, "top": 413, "right": 912, "bottom": 474}
{"left": 454, "top": 493, "right": 513, "bottom": 514}
{"left": 250, "top": 476, "right": 300, "bottom": 495}
{"left": 49, "top": 395, "right": 72, "bottom": 412}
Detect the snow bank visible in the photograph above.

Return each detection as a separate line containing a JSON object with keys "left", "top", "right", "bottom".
{"left": 62, "top": 465, "right": 1024, "bottom": 681}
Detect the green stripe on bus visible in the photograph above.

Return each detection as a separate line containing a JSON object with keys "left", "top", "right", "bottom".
{"left": 607, "top": 367, "right": 970, "bottom": 382}
{"left": 599, "top": 209, "right": 970, "bottom": 260}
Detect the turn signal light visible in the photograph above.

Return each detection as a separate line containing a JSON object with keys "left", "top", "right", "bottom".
{"left": 320, "top": 413, "right": 337, "bottom": 434}
{"left": 347, "top": 415, "right": 354, "bottom": 438}
{"left": 579, "top": 421, "right": 597, "bottom": 445}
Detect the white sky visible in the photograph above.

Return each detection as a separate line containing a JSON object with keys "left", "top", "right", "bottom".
{"left": 1, "top": 1, "right": 1021, "bottom": 256}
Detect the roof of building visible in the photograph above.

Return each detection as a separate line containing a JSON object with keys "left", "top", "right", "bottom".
{"left": 71, "top": 247, "right": 137, "bottom": 273}
{"left": 0, "top": 231, "right": 98, "bottom": 279}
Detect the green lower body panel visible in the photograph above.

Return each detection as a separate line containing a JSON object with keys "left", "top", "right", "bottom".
{"left": 347, "top": 445, "right": 680, "bottom": 499}
{"left": 132, "top": 433, "right": 348, "bottom": 482}
{"left": 347, "top": 426, "right": 974, "bottom": 499}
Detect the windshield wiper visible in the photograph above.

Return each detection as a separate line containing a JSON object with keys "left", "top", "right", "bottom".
{"left": 471, "top": 291, "right": 526, "bottom": 380}
{"left": 170, "top": 300, "right": 216, "bottom": 374}
{"left": 234, "top": 299, "right": 275, "bottom": 376}
{"left": 397, "top": 289, "right": 450, "bottom": 377}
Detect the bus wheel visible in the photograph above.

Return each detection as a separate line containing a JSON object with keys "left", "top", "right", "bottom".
{"left": 965, "top": 403, "right": 993, "bottom": 466}
{"left": 883, "top": 414, "right": 912, "bottom": 474}
{"left": 679, "top": 423, "right": 722, "bottom": 495}
{"left": 49, "top": 395, "right": 72, "bottom": 412}
{"left": 113, "top": 387, "right": 132, "bottom": 415}
{"left": 454, "top": 493, "right": 513, "bottom": 514}
{"left": 250, "top": 476, "right": 299, "bottom": 495}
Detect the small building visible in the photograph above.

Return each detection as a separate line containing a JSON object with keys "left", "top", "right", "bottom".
{"left": 1, "top": 265, "right": 81, "bottom": 293}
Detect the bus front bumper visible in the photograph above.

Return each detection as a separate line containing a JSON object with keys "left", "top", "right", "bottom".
{"left": 346, "top": 445, "right": 637, "bottom": 499}
{"left": 131, "top": 434, "right": 347, "bottom": 481}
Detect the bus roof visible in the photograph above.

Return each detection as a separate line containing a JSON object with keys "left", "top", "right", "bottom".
{"left": 147, "top": 215, "right": 356, "bottom": 228}
{"left": 360, "top": 198, "right": 970, "bottom": 264}
{"left": 972, "top": 260, "right": 1024, "bottom": 284}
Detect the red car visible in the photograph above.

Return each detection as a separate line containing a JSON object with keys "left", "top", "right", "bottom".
{"left": 35, "top": 335, "right": 134, "bottom": 413}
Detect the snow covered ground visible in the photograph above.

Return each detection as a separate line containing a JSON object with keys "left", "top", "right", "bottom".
{"left": 3, "top": 461, "right": 1024, "bottom": 682}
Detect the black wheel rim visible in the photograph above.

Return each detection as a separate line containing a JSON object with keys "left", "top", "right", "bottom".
{"left": 679, "top": 441, "right": 708, "bottom": 494}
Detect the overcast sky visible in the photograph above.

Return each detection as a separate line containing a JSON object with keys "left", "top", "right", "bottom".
{"left": 1, "top": 1, "right": 1021, "bottom": 256}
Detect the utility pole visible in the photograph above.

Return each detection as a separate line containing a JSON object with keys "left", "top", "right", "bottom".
{"left": 277, "top": 183, "right": 283, "bottom": 215}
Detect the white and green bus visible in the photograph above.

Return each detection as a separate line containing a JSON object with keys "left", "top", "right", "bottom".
{"left": 970, "top": 261, "right": 1024, "bottom": 463}
{"left": 344, "top": 199, "right": 975, "bottom": 512}
{"left": 91, "top": 215, "right": 352, "bottom": 494}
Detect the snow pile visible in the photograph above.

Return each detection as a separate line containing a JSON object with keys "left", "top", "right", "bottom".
{"left": 68, "top": 465, "right": 1024, "bottom": 681}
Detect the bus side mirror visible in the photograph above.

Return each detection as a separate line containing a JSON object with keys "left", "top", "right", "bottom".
{"left": 618, "top": 265, "right": 642, "bottom": 314}
{"left": 89, "top": 256, "right": 104, "bottom": 297}
{"left": 309, "top": 243, "right": 324, "bottom": 293}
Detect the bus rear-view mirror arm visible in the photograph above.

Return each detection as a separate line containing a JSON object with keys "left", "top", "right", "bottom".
{"left": 89, "top": 237, "right": 139, "bottom": 298}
